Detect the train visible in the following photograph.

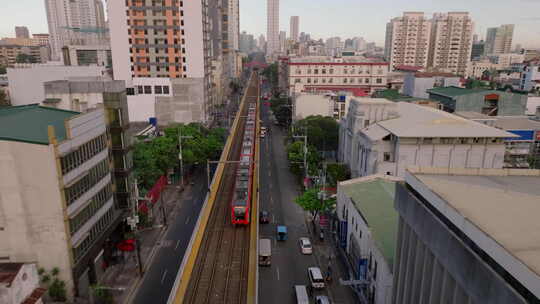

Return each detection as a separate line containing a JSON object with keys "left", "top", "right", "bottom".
{"left": 230, "top": 101, "right": 257, "bottom": 225}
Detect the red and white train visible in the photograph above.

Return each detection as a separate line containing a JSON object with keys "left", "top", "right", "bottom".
{"left": 230, "top": 102, "right": 257, "bottom": 225}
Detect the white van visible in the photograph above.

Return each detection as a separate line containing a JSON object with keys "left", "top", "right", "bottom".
{"left": 293, "top": 285, "right": 309, "bottom": 304}
{"left": 258, "top": 238, "right": 271, "bottom": 266}
{"left": 307, "top": 267, "right": 325, "bottom": 289}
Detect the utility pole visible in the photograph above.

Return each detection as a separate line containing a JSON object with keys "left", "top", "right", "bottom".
{"left": 178, "top": 127, "right": 193, "bottom": 187}
{"left": 130, "top": 181, "right": 144, "bottom": 276}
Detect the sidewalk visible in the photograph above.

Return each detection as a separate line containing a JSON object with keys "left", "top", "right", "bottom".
{"left": 306, "top": 216, "right": 359, "bottom": 304}
{"left": 98, "top": 179, "right": 193, "bottom": 304}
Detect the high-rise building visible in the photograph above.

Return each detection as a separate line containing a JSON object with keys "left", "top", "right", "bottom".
{"left": 290, "top": 16, "right": 299, "bottom": 42}
{"left": 485, "top": 24, "right": 514, "bottom": 55}
{"left": 44, "top": 0, "right": 108, "bottom": 60}
{"left": 108, "top": 0, "right": 214, "bottom": 123}
{"left": 385, "top": 12, "right": 432, "bottom": 68}
{"left": 266, "top": 0, "right": 280, "bottom": 56}
{"left": 258, "top": 34, "right": 266, "bottom": 52}
{"left": 279, "top": 31, "right": 287, "bottom": 52}
{"left": 14, "top": 26, "right": 30, "bottom": 39}
{"left": 428, "top": 12, "right": 474, "bottom": 75}
{"left": 471, "top": 40, "right": 485, "bottom": 60}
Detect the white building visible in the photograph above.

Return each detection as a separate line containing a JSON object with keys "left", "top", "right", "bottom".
{"left": 7, "top": 63, "right": 108, "bottom": 106}
{"left": 403, "top": 72, "right": 460, "bottom": 99}
{"left": 0, "top": 105, "right": 121, "bottom": 300}
{"left": 466, "top": 59, "right": 500, "bottom": 78}
{"left": 520, "top": 64, "right": 540, "bottom": 92}
{"left": 337, "top": 175, "right": 402, "bottom": 304}
{"left": 0, "top": 263, "right": 44, "bottom": 304}
{"left": 290, "top": 16, "right": 299, "bottom": 42}
{"left": 385, "top": 12, "right": 432, "bottom": 69}
{"left": 287, "top": 56, "right": 389, "bottom": 96}
{"left": 44, "top": 0, "right": 108, "bottom": 61}
{"left": 339, "top": 99, "right": 515, "bottom": 177}
{"left": 266, "top": 0, "right": 279, "bottom": 57}
{"left": 293, "top": 91, "right": 353, "bottom": 121}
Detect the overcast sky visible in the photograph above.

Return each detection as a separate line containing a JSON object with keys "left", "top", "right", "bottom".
{"left": 1, "top": 0, "right": 539, "bottom": 48}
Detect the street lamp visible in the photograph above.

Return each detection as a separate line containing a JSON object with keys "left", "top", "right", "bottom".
{"left": 178, "top": 127, "right": 193, "bottom": 186}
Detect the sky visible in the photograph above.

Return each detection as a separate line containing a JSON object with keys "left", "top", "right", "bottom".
{"left": 1, "top": 0, "right": 539, "bottom": 48}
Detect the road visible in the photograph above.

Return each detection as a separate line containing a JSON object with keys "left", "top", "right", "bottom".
{"left": 258, "top": 101, "right": 331, "bottom": 303}
{"left": 132, "top": 170, "right": 208, "bottom": 304}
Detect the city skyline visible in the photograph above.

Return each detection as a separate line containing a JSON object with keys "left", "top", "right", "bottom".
{"left": 2, "top": 0, "right": 540, "bottom": 48}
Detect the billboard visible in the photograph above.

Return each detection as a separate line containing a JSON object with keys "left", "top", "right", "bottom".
{"left": 505, "top": 129, "right": 535, "bottom": 141}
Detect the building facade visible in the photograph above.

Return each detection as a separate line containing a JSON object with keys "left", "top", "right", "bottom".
{"left": 402, "top": 72, "right": 460, "bottom": 99}
{"left": 520, "top": 64, "right": 540, "bottom": 92}
{"left": 287, "top": 56, "right": 389, "bottom": 96}
{"left": 385, "top": 12, "right": 432, "bottom": 69}
{"left": 266, "top": 0, "right": 279, "bottom": 57}
{"left": 0, "top": 105, "right": 122, "bottom": 300}
{"left": 485, "top": 24, "right": 514, "bottom": 55}
{"left": 393, "top": 167, "right": 540, "bottom": 304}
{"left": 293, "top": 91, "right": 353, "bottom": 121}
{"left": 61, "top": 44, "right": 111, "bottom": 67}
{"left": 290, "top": 16, "right": 299, "bottom": 42}
{"left": 0, "top": 43, "right": 47, "bottom": 66}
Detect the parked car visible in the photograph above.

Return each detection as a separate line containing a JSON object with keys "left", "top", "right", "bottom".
{"left": 298, "top": 237, "right": 312, "bottom": 254}
{"left": 259, "top": 211, "right": 270, "bottom": 224}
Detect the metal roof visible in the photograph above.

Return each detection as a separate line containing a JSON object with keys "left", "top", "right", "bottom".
{"left": 339, "top": 175, "right": 402, "bottom": 269}
{"left": 427, "top": 86, "right": 489, "bottom": 98}
{"left": 376, "top": 102, "right": 517, "bottom": 138}
{"left": 361, "top": 124, "right": 391, "bottom": 141}
{"left": 493, "top": 116, "right": 540, "bottom": 130}
{"left": 406, "top": 168, "right": 540, "bottom": 299}
{"left": 0, "top": 104, "right": 79, "bottom": 145}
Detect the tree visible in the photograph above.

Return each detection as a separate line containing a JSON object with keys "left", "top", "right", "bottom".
{"left": 0, "top": 65, "right": 6, "bottom": 74}
{"left": 295, "top": 188, "right": 335, "bottom": 219}
{"left": 294, "top": 115, "right": 339, "bottom": 151}
{"left": 287, "top": 141, "right": 322, "bottom": 178}
{"left": 326, "top": 163, "right": 350, "bottom": 187}
{"left": 15, "top": 53, "right": 37, "bottom": 63}
{"left": 39, "top": 267, "right": 67, "bottom": 302}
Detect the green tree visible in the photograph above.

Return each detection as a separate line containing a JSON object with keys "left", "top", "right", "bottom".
{"left": 287, "top": 141, "right": 322, "bottom": 178}
{"left": 294, "top": 115, "right": 339, "bottom": 151}
{"left": 295, "top": 188, "right": 335, "bottom": 219}
{"left": 0, "top": 65, "right": 6, "bottom": 74}
{"left": 15, "top": 53, "right": 37, "bottom": 63}
{"left": 38, "top": 267, "right": 67, "bottom": 302}
{"left": 326, "top": 163, "right": 350, "bottom": 187}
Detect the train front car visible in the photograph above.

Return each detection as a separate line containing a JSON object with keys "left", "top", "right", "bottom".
{"left": 231, "top": 102, "right": 257, "bottom": 225}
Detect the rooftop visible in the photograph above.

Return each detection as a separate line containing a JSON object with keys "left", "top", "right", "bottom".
{"left": 376, "top": 102, "right": 516, "bottom": 138}
{"left": 406, "top": 167, "right": 540, "bottom": 299}
{"left": 372, "top": 89, "right": 431, "bottom": 102}
{"left": 414, "top": 72, "right": 458, "bottom": 78}
{"left": 394, "top": 65, "right": 424, "bottom": 72}
{"left": 427, "top": 86, "right": 488, "bottom": 98}
{"left": 0, "top": 263, "right": 23, "bottom": 286}
{"left": 454, "top": 111, "right": 495, "bottom": 120}
{"left": 0, "top": 104, "right": 79, "bottom": 145}
{"left": 493, "top": 116, "right": 540, "bottom": 130}
{"left": 340, "top": 175, "right": 402, "bottom": 268}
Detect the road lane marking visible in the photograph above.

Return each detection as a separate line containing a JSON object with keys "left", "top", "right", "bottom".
{"left": 161, "top": 269, "right": 168, "bottom": 284}
{"left": 175, "top": 240, "right": 180, "bottom": 250}
{"left": 185, "top": 217, "right": 191, "bottom": 225}
{"left": 276, "top": 267, "right": 280, "bottom": 281}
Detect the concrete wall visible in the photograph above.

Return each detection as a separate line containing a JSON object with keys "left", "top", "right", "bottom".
{"left": 184, "top": 0, "right": 205, "bottom": 78}
{"left": 155, "top": 78, "right": 206, "bottom": 125}
{"left": 294, "top": 94, "right": 331, "bottom": 120}
{"left": 392, "top": 183, "right": 528, "bottom": 304}
{"left": 0, "top": 141, "right": 75, "bottom": 299}
{"left": 0, "top": 263, "right": 41, "bottom": 304}
{"left": 403, "top": 75, "right": 460, "bottom": 99}
{"left": 454, "top": 91, "right": 527, "bottom": 116}
{"left": 7, "top": 65, "right": 107, "bottom": 106}
{"left": 107, "top": 0, "right": 131, "bottom": 84}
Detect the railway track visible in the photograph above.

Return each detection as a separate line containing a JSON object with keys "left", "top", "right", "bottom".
{"left": 183, "top": 74, "right": 258, "bottom": 304}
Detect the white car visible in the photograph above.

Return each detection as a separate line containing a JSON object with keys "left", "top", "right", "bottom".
{"left": 298, "top": 237, "right": 312, "bottom": 254}
{"left": 307, "top": 267, "right": 325, "bottom": 289}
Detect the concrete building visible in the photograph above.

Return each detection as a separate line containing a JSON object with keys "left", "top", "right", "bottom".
{"left": 0, "top": 43, "right": 47, "bottom": 66}
{"left": 7, "top": 63, "right": 107, "bottom": 106}
{"left": 290, "top": 16, "right": 299, "bottom": 42}
{"left": 0, "top": 105, "right": 122, "bottom": 300}
{"left": 470, "top": 40, "right": 485, "bottom": 60}
{"left": 493, "top": 116, "right": 540, "bottom": 168}
{"left": 485, "top": 24, "right": 514, "bottom": 55}
{"left": 62, "top": 45, "right": 111, "bottom": 67}
{"left": 385, "top": 12, "right": 432, "bottom": 69}
{"left": 279, "top": 31, "right": 287, "bottom": 53}
{"left": 293, "top": 91, "right": 353, "bottom": 121}
{"left": 0, "top": 263, "right": 45, "bottom": 304}
{"left": 266, "top": 0, "right": 280, "bottom": 57}
{"left": 466, "top": 59, "right": 499, "bottom": 78}
{"left": 496, "top": 53, "right": 524, "bottom": 68}
{"left": 403, "top": 72, "right": 460, "bottom": 99}
{"left": 520, "top": 64, "right": 540, "bottom": 92}
{"left": 43, "top": 79, "right": 134, "bottom": 207}
{"left": 239, "top": 31, "right": 256, "bottom": 54}
{"left": 428, "top": 12, "right": 474, "bottom": 75}
{"left": 427, "top": 86, "right": 527, "bottom": 115}
{"left": 336, "top": 175, "right": 401, "bottom": 304}
{"left": 339, "top": 99, "right": 514, "bottom": 177}
{"left": 15, "top": 26, "right": 30, "bottom": 39}
{"left": 32, "top": 33, "right": 50, "bottom": 46}
{"left": 392, "top": 167, "right": 540, "bottom": 304}
{"left": 45, "top": 0, "right": 108, "bottom": 61}
{"left": 107, "top": 0, "right": 214, "bottom": 123}
{"left": 287, "top": 56, "right": 389, "bottom": 96}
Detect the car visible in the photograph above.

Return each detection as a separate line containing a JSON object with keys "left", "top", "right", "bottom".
{"left": 315, "top": 295, "right": 331, "bottom": 304}
{"left": 298, "top": 237, "right": 312, "bottom": 254}
{"left": 259, "top": 211, "right": 270, "bottom": 224}
{"left": 307, "top": 267, "right": 325, "bottom": 289}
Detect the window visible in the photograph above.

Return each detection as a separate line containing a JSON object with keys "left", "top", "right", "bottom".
{"left": 344, "top": 69, "right": 348, "bottom": 74}
{"left": 314, "top": 69, "right": 319, "bottom": 74}
{"left": 383, "top": 152, "right": 393, "bottom": 162}
{"left": 376, "top": 78, "right": 382, "bottom": 84}
{"left": 314, "top": 78, "right": 318, "bottom": 83}
{"left": 137, "top": 85, "right": 144, "bottom": 94}
{"left": 343, "top": 78, "right": 348, "bottom": 84}
{"left": 328, "top": 78, "right": 333, "bottom": 83}
{"left": 126, "top": 88, "right": 135, "bottom": 95}
{"left": 307, "top": 69, "right": 312, "bottom": 74}
{"left": 365, "top": 78, "right": 370, "bottom": 84}
{"left": 307, "top": 78, "right": 311, "bottom": 83}
{"left": 154, "top": 85, "right": 163, "bottom": 94}
{"left": 144, "top": 86, "right": 152, "bottom": 94}
{"left": 296, "top": 70, "right": 301, "bottom": 74}
{"left": 295, "top": 78, "right": 301, "bottom": 83}
{"left": 322, "top": 69, "right": 326, "bottom": 74}
{"left": 329, "top": 69, "right": 334, "bottom": 74}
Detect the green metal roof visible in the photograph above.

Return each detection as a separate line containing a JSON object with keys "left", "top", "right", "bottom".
{"left": 373, "top": 89, "right": 430, "bottom": 102}
{"left": 0, "top": 104, "right": 80, "bottom": 145}
{"left": 427, "top": 86, "right": 488, "bottom": 98}
{"left": 342, "top": 177, "right": 398, "bottom": 268}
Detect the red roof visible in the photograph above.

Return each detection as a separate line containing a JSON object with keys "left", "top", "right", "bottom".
{"left": 22, "top": 287, "right": 46, "bottom": 304}
{"left": 395, "top": 65, "right": 424, "bottom": 72}
{"left": 0, "top": 263, "right": 24, "bottom": 286}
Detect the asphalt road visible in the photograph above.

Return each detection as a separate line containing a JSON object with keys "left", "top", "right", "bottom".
{"left": 258, "top": 101, "right": 330, "bottom": 303}
{"left": 132, "top": 170, "right": 208, "bottom": 304}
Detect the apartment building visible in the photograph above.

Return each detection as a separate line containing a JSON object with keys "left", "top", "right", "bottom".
{"left": 287, "top": 56, "right": 389, "bottom": 96}
{"left": 385, "top": 12, "right": 432, "bottom": 69}
{"left": 393, "top": 167, "right": 540, "bottom": 304}
{"left": 0, "top": 105, "right": 122, "bottom": 300}
{"left": 339, "top": 99, "right": 514, "bottom": 177}
{"left": 0, "top": 43, "right": 46, "bottom": 66}
{"left": 108, "top": 0, "right": 214, "bottom": 123}
{"left": 336, "top": 175, "right": 402, "bottom": 304}
{"left": 485, "top": 24, "right": 514, "bottom": 55}
{"left": 428, "top": 12, "right": 474, "bottom": 75}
